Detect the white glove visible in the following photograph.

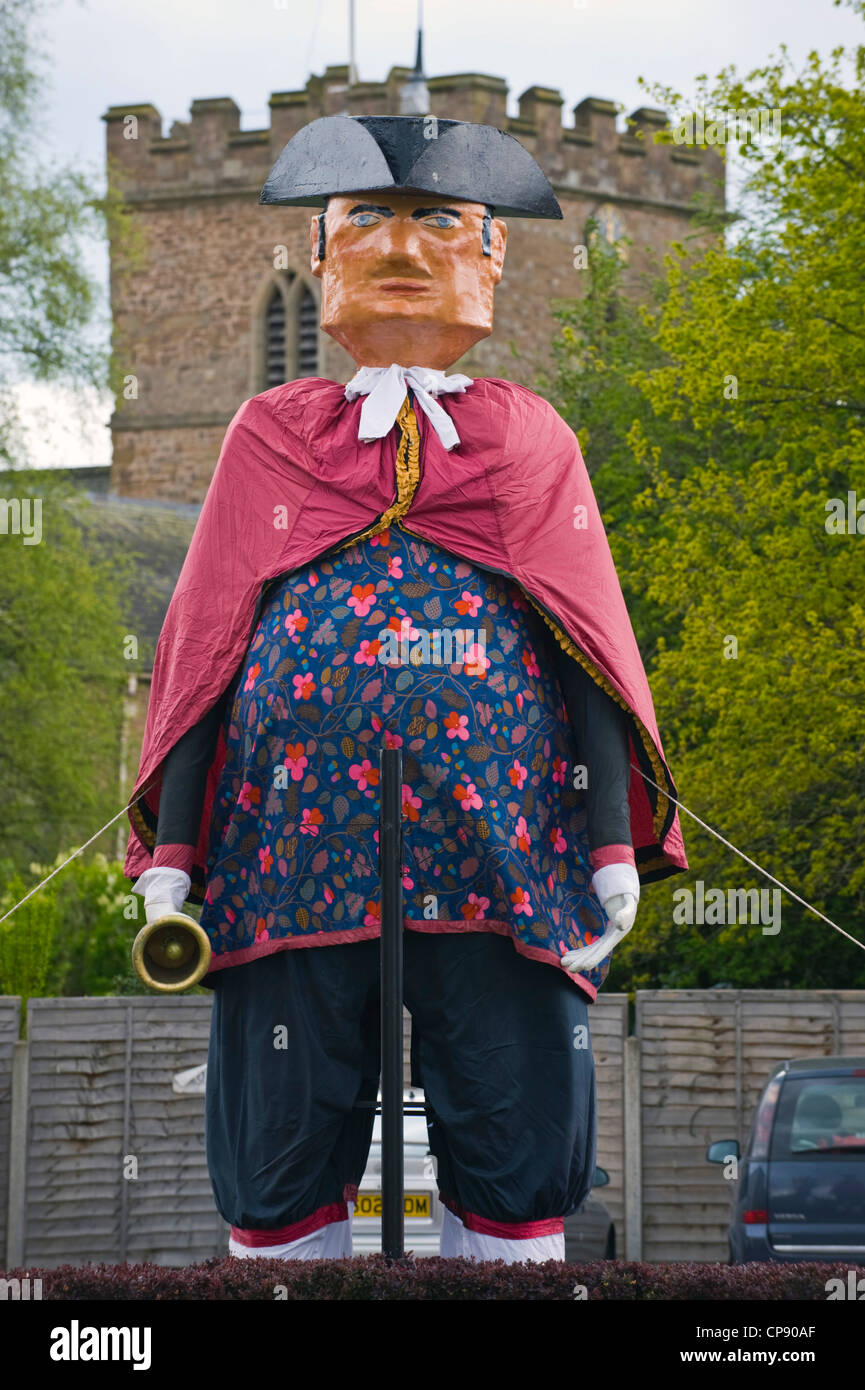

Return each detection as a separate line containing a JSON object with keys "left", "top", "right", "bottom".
{"left": 561, "top": 862, "right": 639, "bottom": 974}
{"left": 132, "top": 866, "right": 191, "bottom": 925}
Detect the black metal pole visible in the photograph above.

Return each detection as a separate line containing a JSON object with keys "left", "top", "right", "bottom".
{"left": 379, "top": 745, "right": 404, "bottom": 1260}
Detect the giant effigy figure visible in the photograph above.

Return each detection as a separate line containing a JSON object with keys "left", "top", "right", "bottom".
{"left": 125, "top": 115, "right": 687, "bottom": 1263}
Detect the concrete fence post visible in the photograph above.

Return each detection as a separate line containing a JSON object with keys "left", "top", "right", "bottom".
{"left": 623, "top": 1034, "right": 642, "bottom": 1261}
{"left": 6, "top": 1039, "right": 30, "bottom": 1270}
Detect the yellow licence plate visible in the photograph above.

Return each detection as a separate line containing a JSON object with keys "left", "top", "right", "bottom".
{"left": 354, "top": 1192, "right": 431, "bottom": 1219}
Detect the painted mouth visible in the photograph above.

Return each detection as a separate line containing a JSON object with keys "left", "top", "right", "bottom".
{"left": 377, "top": 281, "right": 431, "bottom": 295}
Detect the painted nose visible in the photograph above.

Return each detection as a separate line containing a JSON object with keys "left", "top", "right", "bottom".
{"left": 376, "top": 218, "right": 431, "bottom": 273}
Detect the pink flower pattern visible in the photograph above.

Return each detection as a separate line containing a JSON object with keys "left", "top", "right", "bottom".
{"left": 200, "top": 527, "right": 610, "bottom": 991}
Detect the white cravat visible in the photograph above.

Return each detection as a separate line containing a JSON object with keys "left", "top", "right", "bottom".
{"left": 345, "top": 363, "right": 473, "bottom": 451}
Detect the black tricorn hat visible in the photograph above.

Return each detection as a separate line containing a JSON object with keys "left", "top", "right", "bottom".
{"left": 259, "top": 114, "right": 562, "bottom": 219}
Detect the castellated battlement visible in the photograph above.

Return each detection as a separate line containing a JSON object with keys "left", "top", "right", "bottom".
{"left": 103, "top": 63, "right": 723, "bottom": 212}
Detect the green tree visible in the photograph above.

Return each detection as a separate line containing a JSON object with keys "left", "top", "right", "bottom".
{"left": 0, "top": 863, "right": 57, "bottom": 1016}
{"left": 613, "top": 455, "right": 865, "bottom": 991}
{"left": 542, "top": 0, "right": 865, "bottom": 989}
{"left": 41, "top": 851, "right": 150, "bottom": 998}
{"left": 0, "top": 0, "right": 119, "bottom": 463}
{"left": 0, "top": 2, "right": 138, "bottom": 898}
{"left": 638, "top": 2, "right": 865, "bottom": 486}
{"left": 536, "top": 237, "right": 744, "bottom": 660}
{"left": 0, "top": 851, "right": 166, "bottom": 1022}
{"left": 0, "top": 469, "right": 132, "bottom": 870}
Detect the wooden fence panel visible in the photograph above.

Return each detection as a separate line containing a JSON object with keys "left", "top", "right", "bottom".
{"left": 25, "top": 997, "right": 225, "bottom": 1268}
{"left": 589, "top": 995, "right": 628, "bottom": 1240}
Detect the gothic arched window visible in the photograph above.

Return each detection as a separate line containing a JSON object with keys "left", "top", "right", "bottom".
{"left": 265, "top": 288, "right": 287, "bottom": 389}
{"left": 297, "top": 285, "right": 319, "bottom": 377}
{"left": 254, "top": 271, "right": 321, "bottom": 391}
{"left": 584, "top": 204, "right": 629, "bottom": 263}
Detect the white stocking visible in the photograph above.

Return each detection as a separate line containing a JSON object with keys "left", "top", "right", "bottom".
{"left": 439, "top": 1204, "right": 564, "bottom": 1264}
{"left": 229, "top": 1205, "right": 354, "bottom": 1260}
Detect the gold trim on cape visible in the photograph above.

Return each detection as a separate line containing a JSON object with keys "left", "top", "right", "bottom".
{"left": 130, "top": 797, "right": 156, "bottom": 853}
{"left": 337, "top": 395, "right": 421, "bottom": 549}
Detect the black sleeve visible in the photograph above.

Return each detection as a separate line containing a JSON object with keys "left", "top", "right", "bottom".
{"left": 155, "top": 688, "right": 232, "bottom": 849}
{"left": 548, "top": 637, "right": 633, "bottom": 853}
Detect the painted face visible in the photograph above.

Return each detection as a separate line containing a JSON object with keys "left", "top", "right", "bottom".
{"left": 310, "top": 191, "right": 507, "bottom": 370}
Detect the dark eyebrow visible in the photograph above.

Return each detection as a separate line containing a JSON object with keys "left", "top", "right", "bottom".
{"left": 346, "top": 203, "right": 395, "bottom": 218}
{"left": 411, "top": 207, "right": 463, "bottom": 220}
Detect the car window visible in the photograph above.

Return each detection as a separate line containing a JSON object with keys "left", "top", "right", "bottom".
{"left": 769, "top": 1076, "right": 865, "bottom": 1157}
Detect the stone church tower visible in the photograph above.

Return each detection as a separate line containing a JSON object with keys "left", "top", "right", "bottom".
{"left": 103, "top": 63, "right": 723, "bottom": 504}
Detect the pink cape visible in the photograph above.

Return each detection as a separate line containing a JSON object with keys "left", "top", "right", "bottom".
{"left": 125, "top": 377, "right": 687, "bottom": 898}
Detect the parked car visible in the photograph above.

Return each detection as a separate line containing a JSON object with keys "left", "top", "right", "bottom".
{"left": 353, "top": 1089, "right": 616, "bottom": 1258}
{"left": 352, "top": 1091, "right": 441, "bottom": 1256}
{"left": 707, "top": 1055, "right": 865, "bottom": 1264}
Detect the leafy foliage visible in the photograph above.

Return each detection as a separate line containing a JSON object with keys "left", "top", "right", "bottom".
{"left": 0, "top": 471, "right": 133, "bottom": 873}
{"left": 541, "top": 0, "right": 865, "bottom": 990}
{"left": 0, "top": 851, "right": 152, "bottom": 1011}
{"left": 0, "top": 0, "right": 123, "bottom": 463}
{"left": 0, "top": 864, "right": 57, "bottom": 1017}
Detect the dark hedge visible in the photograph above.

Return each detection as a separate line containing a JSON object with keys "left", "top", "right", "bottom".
{"left": 1, "top": 1256, "right": 855, "bottom": 1300}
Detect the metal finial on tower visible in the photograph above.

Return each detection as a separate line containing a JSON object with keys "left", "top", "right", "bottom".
{"left": 414, "top": 0, "right": 424, "bottom": 76}
{"left": 348, "top": 0, "right": 359, "bottom": 87}
{"left": 401, "top": 0, "right": 429, "bottom": 115}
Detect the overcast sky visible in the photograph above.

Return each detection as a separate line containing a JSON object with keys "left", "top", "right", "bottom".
{"left": 19, "top": 0, "right": 864, "bottom": 471}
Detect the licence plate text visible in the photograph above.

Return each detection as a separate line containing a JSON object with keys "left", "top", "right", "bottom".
{"left": 354, "top": 1192, "right": 431, "bottom": 1218}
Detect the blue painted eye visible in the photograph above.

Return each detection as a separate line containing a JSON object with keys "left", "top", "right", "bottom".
{"left": 424, "top": 216, "right": 455, "bottom": 229}
{"left": 352, "top": 213, "right": 379, "bottom": 227}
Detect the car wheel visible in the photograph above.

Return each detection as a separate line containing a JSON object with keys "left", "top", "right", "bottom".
{"left": 604, "top": 1226, "right": 616, "bottom": 1260}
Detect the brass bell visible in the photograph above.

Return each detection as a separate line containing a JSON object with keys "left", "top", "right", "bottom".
{"left": 131, "top": 912, "right": 212, "bottom": 992}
